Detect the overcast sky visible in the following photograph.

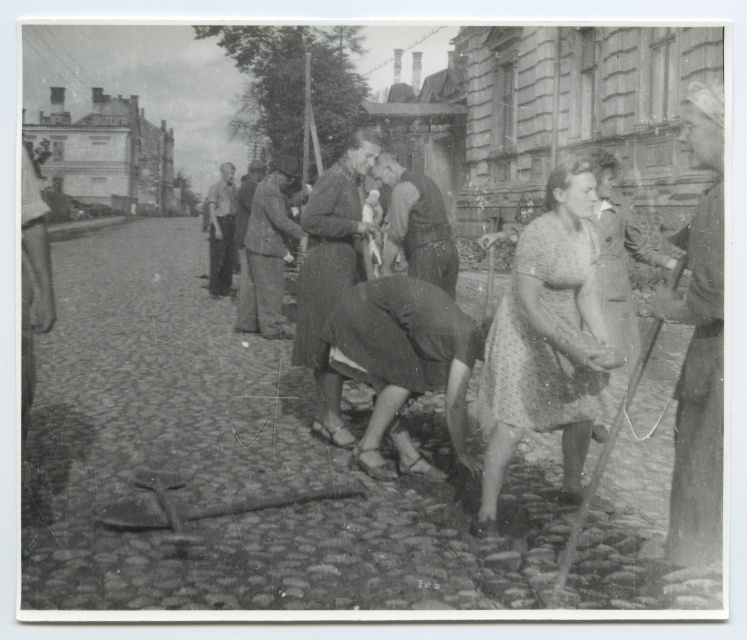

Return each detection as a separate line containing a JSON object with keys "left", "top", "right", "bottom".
{"left": 21, "top": 23, "right": 459, "bottom": 197}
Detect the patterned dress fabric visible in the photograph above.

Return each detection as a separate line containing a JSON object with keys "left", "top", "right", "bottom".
{"left": 478, "top": 213, "right": 607, "bottom": 434}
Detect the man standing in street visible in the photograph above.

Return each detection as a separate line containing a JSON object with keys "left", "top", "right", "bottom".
{"left": 234, "top": 160, "right": 266, "bottom": 333}
{"left": 206, "top": 162, "right": 238, "bottom": 298}
{"left": 245, "top": 156, "right": 308, "bottom": 340}
{"left": 21, "top": 145, "right": 56, "bottom": 462}
{"left": 373, "top": 153, "right": 459, "bottom": 298}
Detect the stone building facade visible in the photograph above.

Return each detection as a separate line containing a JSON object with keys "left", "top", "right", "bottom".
{"left": 23, "top": 87, "right": 175, "bottom": 215}
{"left": 453, "top": 25, "right": 725, "bottom": 275}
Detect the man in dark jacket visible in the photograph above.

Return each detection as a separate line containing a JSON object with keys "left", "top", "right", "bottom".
{"left": 245, "top": 156, "right": 307, "bottom": 339}
{"left": 373, "top": 153, "right": 459, "bottom": 298}
{"left": 234, "top": 160, "right": 266, "bottom": 333}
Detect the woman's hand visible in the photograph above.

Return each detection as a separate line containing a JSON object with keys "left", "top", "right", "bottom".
{"left": 356, "top": 221, "right": 382, "bottom": 242}
{"left": 566, "top": 344, "right": 610, "bottom": 372}
{"left": 478, "top": 232, "right": 501, "bottom": 251}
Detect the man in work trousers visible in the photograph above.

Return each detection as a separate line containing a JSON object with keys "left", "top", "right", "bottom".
{"left": 373, "top": 153, "right": 460, "bottom": 298}
{"left": 21, "top": 146, "right": 57, "bottom": 463}
{"left": 206, "top": 162, "right": 238, "bottom": 298}
{"left": 245, "top": 155, "right": 308, "bottom": 340}
{"left": 234, "top": 160, "right": 266, "bottom": 332}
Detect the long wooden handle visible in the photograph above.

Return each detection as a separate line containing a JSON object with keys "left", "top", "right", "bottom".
{"left": 550, "top": 258, "right": 687, "bottom": 606}
{"left": 180, "top": 485, "right": 366, "bottom": 522}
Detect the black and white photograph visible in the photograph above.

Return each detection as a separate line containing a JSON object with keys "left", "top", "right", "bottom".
{"left": 13, "top": 9, "right": 732, "bottom": 625}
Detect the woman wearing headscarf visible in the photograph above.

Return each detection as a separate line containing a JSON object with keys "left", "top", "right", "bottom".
{"left": 474, "top": 160, "right": 623, "bottom": 538}
{"left": 648, "top": 81, "right": 725, "bottom": 569}
{"left": 291, "top": 129, "right": 382, "bottom": 448}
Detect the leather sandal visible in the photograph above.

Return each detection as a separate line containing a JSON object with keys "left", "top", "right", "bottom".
{"left": 310, "top": 420, "right": 356, "bottom": 449}
{"left": 349, "top": 446, "right": 398, "bottom": 481}
{"left": 398, "top": 454, "right": 447, "bottom": 483}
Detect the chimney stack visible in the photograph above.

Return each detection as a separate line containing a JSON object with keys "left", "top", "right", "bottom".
{"left": 412, "top": 52, "right": 423, "bottom": 93}
{"left": 161, "top": 119, "right": 166, "bottom": 131}
{"left": 141, "top": 108, "right": 145, "bottom": 118}
{"left": 394, "top": 49, "right": 403, "bottom": 84}
{"left": 50, "top": 87, "right": 65, "bottom": 115}
{"left": 92, "top": 87, "right": 104, "bottom": 114}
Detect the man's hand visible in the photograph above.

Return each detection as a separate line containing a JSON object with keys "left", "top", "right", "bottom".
{"left": 213, "top": 222, "right": 223, "bottom": 240}
{"left": 356, "top": 221, "right": 382, "bottom": 243}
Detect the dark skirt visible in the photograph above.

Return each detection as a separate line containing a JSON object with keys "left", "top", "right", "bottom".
{"left": 319, "top": 286, "right": 429, "bottom": 393}
{"left": 291, "top": 240, "right": 359, "bottom": 368}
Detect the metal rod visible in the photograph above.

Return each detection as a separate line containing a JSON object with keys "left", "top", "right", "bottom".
{"left": 310, "top": 104, "right": 324, "bottom": 177}
{"left": 550, "top": 26, "right": 562, "bottom": 168}
{"left": 549, "top": 257, "right": 687, "bottom": 606}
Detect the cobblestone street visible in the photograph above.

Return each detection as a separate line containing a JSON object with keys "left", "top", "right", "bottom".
{"left": 20, "top": 218, "right": 722, "bottom": 615}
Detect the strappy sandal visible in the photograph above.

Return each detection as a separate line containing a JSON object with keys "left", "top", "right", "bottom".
{"left": 398, "top": 454, "right": 447, "bottom": 483}
{"left": 348, "top": 446, "right": 398, "bottom": 481}
{"left": 310, "top": 419, "right": 356, "bottom": 449}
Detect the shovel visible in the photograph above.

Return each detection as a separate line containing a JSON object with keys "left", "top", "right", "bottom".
{"left": 97, "top": 483, "right": 367, "bottom": 531}
{"left": 132, "top": 466, "right": 202, "bottom": 547}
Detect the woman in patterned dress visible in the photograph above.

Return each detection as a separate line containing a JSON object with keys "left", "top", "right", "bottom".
{"left": 473, "top": 161, "right": 623, "bottom": 537}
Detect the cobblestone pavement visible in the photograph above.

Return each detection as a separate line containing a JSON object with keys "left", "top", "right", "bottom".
{"left": 20, "top": 219, "right": 723, "bottom": 614}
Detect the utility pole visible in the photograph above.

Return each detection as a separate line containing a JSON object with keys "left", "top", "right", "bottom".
{"left": 303, "top": 52, "right": 311, "bottom": 186}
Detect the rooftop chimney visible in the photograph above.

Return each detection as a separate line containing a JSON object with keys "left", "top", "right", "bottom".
{"left": 412, "top": 52, "right": 423, "bottom": 94}
{"left": 394, "top": 49, "right": 403, "bottom": 84}
{"left": 161, "top": 119, "right": 166, "bottom": 131}
{"left": 50, "top": 87, "right": 65, "bottom": 115}
{"left": 92, "top": 87, "right": 104, "bottom": 114}
{"left": 141, "top": 108, "right": 145, "bottom": 118}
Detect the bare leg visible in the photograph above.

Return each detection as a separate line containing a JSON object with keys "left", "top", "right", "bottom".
{"left": 357, "top": 383, "right": 410, "bottom": 468}
{"left": 561, "top": 421, "right": 592, "bottom": 493}
{"left": 314, "top": 369, "right": 355, "bottom": 446}
{"left": 478, "top": 421, "right": 526, "bottom": 522}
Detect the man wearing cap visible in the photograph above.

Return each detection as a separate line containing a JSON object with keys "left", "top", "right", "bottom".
{"left": 234, "top": 160, "right": 267, "bottom": 333}
{"left": 649, "top": 81, "right": 725, "bottom": 571}
{"left": 245, "top": 155, "right": 308, "bottom": 339}
{"left": 372, "top": 153, "right": 459, "bottom": 299}
{"left": 206, "top": 162, "right": 238, "bottom": 298}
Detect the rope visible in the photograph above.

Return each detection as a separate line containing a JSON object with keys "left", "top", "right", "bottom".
{"left": 623, "top": 394, "right": 673, "bottom": 442}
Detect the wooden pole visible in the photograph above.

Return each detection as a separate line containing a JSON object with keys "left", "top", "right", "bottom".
{"left": 309, "top": 104, "right": 324, "bottom": 178}
{"left": 549, "top": 258, "right": 688, "bottom": 607}
{"left": 303, "top": 52, "right": 311, "bottom": 186}
{"left": 550, "top": 27, "right": 562, "bottom": 168}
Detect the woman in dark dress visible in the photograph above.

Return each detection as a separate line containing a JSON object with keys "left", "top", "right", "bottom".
{"left": 318, "top": 276, "right": 485, "bottom": 481}
{"left": 291, "top": 129, "right": 382, "bottom": 448}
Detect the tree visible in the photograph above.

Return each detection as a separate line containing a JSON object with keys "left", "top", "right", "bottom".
{"left": 194, "top": 26, "right": 371, "bottom": 174}
{"left": 22, "top": 133, "right": 52, "bottom": 179}
{"left": 320, "top": 26, "right": 367, "bottom": 59}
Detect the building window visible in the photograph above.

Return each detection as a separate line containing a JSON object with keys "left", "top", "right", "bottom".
{"left": 649, "top": 27, "right": 677, "bottom": 123}
{"left": 52, "top": 176, "right": 64, "bottom": 193}
{"left": 92, "top": 177, "right": 108, "bottom": 183}
{"left": 579, "top": 28, "right": 598, "bottom": 140}
{"left": 501, "top": 63, "right": 517, "bottom": 149}
{"left": 52, "top": 140, "right": 64, "bottom": 161}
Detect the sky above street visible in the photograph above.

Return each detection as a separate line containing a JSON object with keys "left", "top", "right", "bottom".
{"left": 21, "top": 23, "right": 459, "bottom": 197}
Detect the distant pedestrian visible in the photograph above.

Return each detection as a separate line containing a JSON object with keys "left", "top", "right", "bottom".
{"left": 244, "top": 156, "right": 307, "bottom": 339}
{"left": 21, "top": 146, "right": 57, "bottom": 462}
{"left": 234, "top": 160, "right": 266, "bottom": 333}
{"left": 206, "top": 162, "right": 238, "bottom": 298}
{"left": 648, "top": 81, "right": 725, "bottom": 570}
{"left": 372, "top": 153, "right": 459, "bottom": 298}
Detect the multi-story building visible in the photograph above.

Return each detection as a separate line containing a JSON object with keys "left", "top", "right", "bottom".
{"left": 452, "top": 26, "right": 725, "bottom": 272}
{"left": 23, "top": 86, "right": 175, "bottom": 216}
